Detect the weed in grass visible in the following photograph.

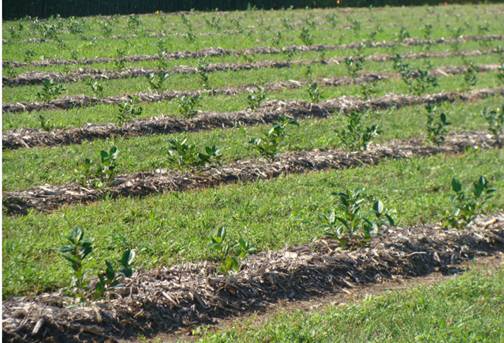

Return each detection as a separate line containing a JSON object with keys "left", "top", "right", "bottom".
{"left": 117, "top": 97, "right": 143, "bottom": 124}
{"left": 246, "top": 86, "right": 267, "bottom": 110}
{"left": 496, "top": 64, "right": 504, "bottom": 85}
{"left": 360, "top": 79, "right": 379, "bottom": 100}
{"left": 425, "top": 104, "right": 450, "bottom": 146}
{"left": 482, "top": 105, "right": 504, "bottom": 146}
{"left": 272, "top": 31, "right": 283, "bottom": 47}
{"left": 445, "top": 176, "right": 496, "bottom": 229}
{"left": 337, "top": 110, "right": 380, "bottom": 151}
{"left": 167, "top": 137, "right": 222, "bottom": 169}
{"left": 208, "top": 227, "right": 256, "bottom": 274}
{"left": 423, "top": 24, "right": 433, "bottom": 40}
{"left": 249, "top": 117, "right": 299, "bottom": 161}
{"left": 325, "top": 13, "right": 338, "bottom": 28}
{"left": 4, "top": 64, "right": 17, "bottom": 78}
{"left": 323, "top": 188, "right": 395, "bottom": 248}
{"left": 127, "top": 14, "right": 141, "bottom": 31}
{"left": 175, "top": 94, "right": 201, "bottom": 118}
{"left": 36, "top": 79, "right": 65, "bottom": 101}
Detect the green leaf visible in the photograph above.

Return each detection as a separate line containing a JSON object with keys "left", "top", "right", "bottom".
{"left": 451, "top": 177, "right": 462, "bottom": 193}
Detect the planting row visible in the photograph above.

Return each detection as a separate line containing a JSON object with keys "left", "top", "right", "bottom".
{"left": 5, "top": 33, "right": 504, "bottom": 70}
{"left": 4, "top": 35, "right": 504, "bottom": 87}
{"left": 4, "top": 49, "right": 502, "bottom": 113}
{"left": 3, "top": 211, "right": 503, "bottom": 341}
{"left": 5, "top": 87, "right": 502, "bottom": 150}
{"left": 4, "top": 130, "right": 500, "bottom": 215}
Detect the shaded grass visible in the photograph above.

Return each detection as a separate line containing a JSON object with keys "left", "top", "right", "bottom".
{"left": 195, "top": 266, "right": 504, "bottom": 342}
{"left": 3, "top": 148, "right": 504, "bottom": 297}
{"left": 3, "top": 95, "right": 503, "bottom": 192}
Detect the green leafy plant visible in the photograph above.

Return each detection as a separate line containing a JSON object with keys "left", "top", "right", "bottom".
{"left": 397, "top": 26, "right": 410, "bottom": 41}
{"left": 299, "top": 26, "right": 314, "bottom": 46}
{"left": 113, "top": 48, "right": 127, "bottom": 71}
{"left": 85, "top": 78, "right": 104, "bottom": 98}
{"left": 175, "top": 94, "right": 201, "bottom": 118}
{"left": 94, "top": 249, "right": 135, "bottom": 299}
{"left": 197, "top": 60, "right": 210, "bottom": 89}
{"left": 497, "top": 64, "right": 504, "bottom": 85}
{"left": 146, "top": 71, "right": 169, "bottom": 92}
{"left": 246, "top": 86, "right": 267, "bottom": 110}
{"left": 445, "top": 176, "right": 496, "bottom": 229}
{"left": 127, "top": 14, "right": 141, "bottom": 30}
{"left": 344, "top": 56, "right": 365, "bottom": 78}
{"left": 323, "top": 188, "right": 395, "bottom": 248}
{"left": 307, "top": 81, "right": 322, "bottom": 103}
{"left": 463, "top": 63, "right": 478, "bottom": 88}
{"left": 208, "top": 227, "right": 256, "bottom": 274}
{"left": 58, "top": 227, "right": 93, "bottom": 298}
{"left": 36, "top": 79, "right": 65, "bottom": 101}
{"left": 481, "top": 105, "right": 504, "bottom": 146}
{"left": 38, "top": 114, "right": 54, "bottom": 131}
{"left": 79, "top": 146, "right": 119, "bottom": 187}
{"left": 167, "top": 137, "right": 222, "bottom": 169}
{"left": 117, "top": 97, "right": 143, "bottom": 124}
{"left": 425, "top": 104, "right": 450, "bottom": 146}
{"left": 249, "top": 117, "right": 299, "bottom": 160}
{"left": 24, "top": 49, "right": 36, "bottom": 63}
{"left": 337, "top": 110, "right": 380, "bottom": 151}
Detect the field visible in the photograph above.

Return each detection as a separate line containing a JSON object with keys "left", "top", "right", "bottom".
{"left": 2, "top": 4, "right": 504, "bottom": 342}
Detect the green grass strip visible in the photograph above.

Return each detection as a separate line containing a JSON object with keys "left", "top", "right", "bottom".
{"left": 195, "top": 266, "right": 504, "bottom": 343}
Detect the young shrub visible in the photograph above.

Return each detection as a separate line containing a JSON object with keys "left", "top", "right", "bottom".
{"left": 113, "top": 48, "right": 127, "bottom": 71}
{"left": 445, "top": 176, "right": 496, "bottom": 229}
{"left": 175, "top": 94, "right": 201, "bottom": 118}
{"left": 272, "top": 31, "right": 283, "bottom": 47}
{"left": 127, "top": 14, "right": 141, "bottom": 31}
{"left": 249, "top": 117, "right": 299, "bottom": 161}
{"left": 38, "top": 114, "right": 54, "bottom": 131}
{"left": 337, "top": 110, "right": 380, "bottom": 151}
{"left": 58, "top": 227, "right": 93, "bottom": 298}
{"left": 344, "top": 56, "right": 365, "bottom": 79}
{"left": 409, "top": 68, "right": 438, "bottom": 95}
{"left": 79, "top": 146, "right": 119, "bottom": 187}
{"left": 167, "top": 137, "right": 222, "bottom": 169}
{"left": 94, "top": 249, "right": 135, "bottom": 299}
{"left": 197, "top": 60, "right": 210, "bottom": 89}
{"left": 463, "top": 63, "right": 478, "bottom": 88}
{"left": 24, "top": 49, "right": 36, "bottom": 63}
{"left": 299, "top": 26, "right": 314, "bottom": 46}
{"left": 425, "top": 104, "right": 450, "bottom": 146}
{"left": 208, "top": 227, "right": 256, "bottom": 274}
{"left": 307, "top": 81, "right": 322, "bottom": 103}
{"left": 246, "top": 86, "right": 267, "bottom": 110}
{"left": 323, "top": 188, "right": 395, "bottom": 248}
{"left": 36, "top": 79, "right": 65, "bottom": 101}
{"left": 482, "top": 105, "right": 504, "bottom": 146}
{"left": 85, "top": 78, "right": 104, "bottom": 98}
{"left": 117, "top": 97, "right": 143, "bottom": 124}
{"left": 146, "top": 71, "right": 169, "bottom": 92}
{"left": 496, "top": 64, "right": 504, "bottom": 85}
{"left": 397, "top": 27, "right": 410, "bottom": 41}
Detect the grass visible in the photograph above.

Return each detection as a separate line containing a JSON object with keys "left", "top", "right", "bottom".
{"left": 4, "top": 42, "right": 503, "bottom": 104}
{"left": 195, "top": 266, "right": 504, "bottom": 342}
{"left": 4, "top": 96, "right": 503, "bottom": 192}
{"left": 3, "top": 5, "right": 503, "bottom": 61}
{"left": 3, "top": 148, "right": 504, "bottom": 297}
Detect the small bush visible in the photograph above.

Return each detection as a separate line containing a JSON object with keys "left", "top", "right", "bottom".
{"left": 167, "top": 137, "right": 222, "bottom": 169}
{"left": 425, "top": 104, "right": 450, "bottom": 146}
{"left": 175, "top": 94, "right": 201, "bottom": 118}
{"left": 246, "top": 86, "right": 267, "bottom": 110}
{"left": 208, "top": 227, "right": 256, "bottom": 274}
{"left": 36, "top": 79, "right": 65, "bottom": 101}
{"left": 482, "top": 105, "right": 504, "bottom": 146}
{"left": 249, "top": 117, "right": 299, "bottom": 161}
{"left": 444, "top": 176, "right": 496, "bottom": 229}
{"left": 337, "top": 110, "right": 380, "bottom": 151}
{"left": 117, "top": 97, "right": 143, "bottom": 124}
{"left": 323, "top": 188, "right": 395, "bottom": 248}
{"left": 79, "top": 146, "right": 119, "bottom": 187}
